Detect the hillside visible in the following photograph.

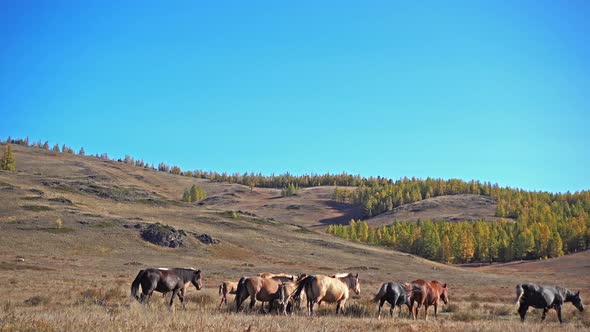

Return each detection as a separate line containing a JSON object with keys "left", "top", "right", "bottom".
{"left": 0, "top": 144, "right": 588, "bottom": 330}
{"left": 366, "top": 194, "right": 504, "bottom": 226}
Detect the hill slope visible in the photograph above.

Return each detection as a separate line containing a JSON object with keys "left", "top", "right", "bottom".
{"left": 366, "top": 194, "right": 504, "bottom": 226}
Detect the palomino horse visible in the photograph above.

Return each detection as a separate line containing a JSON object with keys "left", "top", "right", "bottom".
{"left": 293, "top": 273, "right": 360, "bottom": 316}
{"left": 131, "top": 268, "right": 202, "bottom": 308}
{"left": 374, "top": 282, "right": 412, "bottom": 319}
{"left": 515, "top": 283, "right": 584, "bottom": 323}
{"left": 409, "top": 279, "right": 448, "bottom": 320}
{"left": 235, "top": 276, "right": 286, "bottom": 313}
{"left": 258, "top": 272, "right": 297, "bottom": 283}
{"left": 218, "top": 280, "right": 239, "bottom": 308}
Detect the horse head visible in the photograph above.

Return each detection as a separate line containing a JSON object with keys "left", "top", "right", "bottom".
{"left": 572, "top": 290, "right": 584, "bottom": 312}
{"left": 440, "top": 283, "right": 449, "bottom": 305}
{"left": 350, "top": 273, "right": 361, "bottom": 295}
{"left": 192, "top": 270, "right": 203, "bottom": 290}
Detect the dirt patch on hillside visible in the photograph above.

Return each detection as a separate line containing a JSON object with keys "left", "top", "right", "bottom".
{"left": 41, "top": 180, "right": 166, "bottom": 204}
{"left": 367, "top": 194, "right": 503, "bottom": 226}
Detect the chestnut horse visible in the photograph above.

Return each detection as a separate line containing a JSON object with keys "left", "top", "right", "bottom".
{"left": 218, "top": 280, "right": 239, "bottom": 308}
{"left": 235, "top": 276, "right": 285, "bottom": 312}
{"left": 293, "top": 273, "right": 360, "bottom": 316}
{"left": 409, "top": 279, "right": 448, "bottom": 320}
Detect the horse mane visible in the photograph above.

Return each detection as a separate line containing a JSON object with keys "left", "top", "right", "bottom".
{"left": 176, "top": 268, "right": 199, "bottom": 281}
{"left": 562, "top": 287, "right": 577, "bottom": 301}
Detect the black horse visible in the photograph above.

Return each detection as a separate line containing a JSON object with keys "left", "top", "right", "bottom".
{"left": 374, "top": 282, "right": 412, "bottom": 319}
{"left": 515, "top": 283, "right": 584, "bottom": 323}
{"left": 131, "top": 268, "right": 202, "bottom": 308}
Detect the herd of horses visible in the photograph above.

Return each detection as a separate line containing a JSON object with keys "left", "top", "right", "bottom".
{"left": 130, "top": 267, "right": 585, "bottom": 323}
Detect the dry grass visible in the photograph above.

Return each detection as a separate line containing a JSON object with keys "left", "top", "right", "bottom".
{"left": 1, "top": 288, "right": 587, "bottom": 332}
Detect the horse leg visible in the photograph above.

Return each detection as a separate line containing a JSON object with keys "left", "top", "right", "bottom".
{"left": 434, "top": 303, "right": 438, "bottom": 319}
{"left": 178, "top": 288, "right": 186, "bottom": 310}
{"left": 340, "top": 299, "right": 347, "bottom": 315}
{"left": 377, "top": 299, "right": 384, "bottom": 320}
{"left": 336, "top": 301, "right": 341, "bottom": 315}
{"left": 424, "top": 305, "right": 429, "bottom": 320}
{"left": 249, "top": 295, "right": 256, "bottom": 311}
{"left": 518, "top": 304, "right": 528, "bottom": 322}
{"left": 541, "top": 308, "right": 548, "bottom": 321}
{"left": 218, "top": 295, "right": 225, "bottom": 309}
{"left": 169, "top": 288, "right": 179, "bottom": 308}
{"left": 309, "top": 301, "right": 315, "bottom": 317}
{"left": 556, "top": 305, "right": 563, "bottom": 324}
{"left": 390, "top": 303, "right": 395, "bottom": 318}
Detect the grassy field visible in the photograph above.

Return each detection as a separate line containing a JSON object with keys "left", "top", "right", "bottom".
{"left": 0, "top": 144, "right": 588, "bottom": 331}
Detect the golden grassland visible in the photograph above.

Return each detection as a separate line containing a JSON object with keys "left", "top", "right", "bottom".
{"left": 1, "top": 283, "right": 588, "bottom": 332}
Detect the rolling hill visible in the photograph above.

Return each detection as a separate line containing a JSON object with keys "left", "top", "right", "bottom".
{"left": 366, "top": 194, "right": 504, "bottom": 226}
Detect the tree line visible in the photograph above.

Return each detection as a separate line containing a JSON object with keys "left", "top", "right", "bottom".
{"left": 328, "top": 217, "right": 588, "bottom": 264}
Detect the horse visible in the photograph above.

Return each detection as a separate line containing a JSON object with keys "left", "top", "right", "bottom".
{"left": 373, "top": 282, "right": 412, "bottom": 319}
{"left": 131, "top": 267, "right": 202, "bottom": 309}
{"left": 515, "top": 283, "right": 584, "bottom": 323}
{"left": 277, "top": 282, "right": 299, "bottom": 315}
{"left": 408, "top": 279, "right": 448, "bottom": 320}
{"left": 293, "top": 273, "right": 360, "bottom": 316}
{"left": 218, "top": 280, "right": 239, "bottom": 308}
{"left": 276, "top": 280, "right": 301, "bottom": 315}
{"left": 258, "top": 272, "right": 297, "bottom": 283}
{"left": 235, "top": 276, "right": 285, "bottom": 313}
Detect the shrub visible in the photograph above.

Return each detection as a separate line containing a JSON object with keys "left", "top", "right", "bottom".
{"left": 451, "top": 311, "right": 479, "bottom": 321}
{"left": 344, "top": 303, "right": 371, "bottom": 318}
{"left": 281, "top": 183, "right": 298, "bottom": 197}
{"left": 443, "top": 303, "right": 459, "bottom": 313}
{"left": 24, "top": 296, "right": 49, "bottom": 306}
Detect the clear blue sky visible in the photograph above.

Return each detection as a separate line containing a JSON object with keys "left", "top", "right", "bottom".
{"left": 1, "top": 1, "right": 589, "bottom": 193}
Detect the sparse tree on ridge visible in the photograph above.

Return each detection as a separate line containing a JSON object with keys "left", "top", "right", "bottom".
{"left": 0, "top": 144, "right": 16, "bottom": 171}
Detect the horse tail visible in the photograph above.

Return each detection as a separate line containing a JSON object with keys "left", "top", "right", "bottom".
{"left": 515, "top": 284, "right": 524, "bottom": 305}
{"left": 292, "top": 275, "right": 312, "bottom": 301}
{"left": 235, "top": 277, "right": 247, "bottom": 312}
{"left": 373, "top": 283, "right": 387, "bottom": 303}
{"left": 131, "top": 269, "right": 145, "bottom": 301}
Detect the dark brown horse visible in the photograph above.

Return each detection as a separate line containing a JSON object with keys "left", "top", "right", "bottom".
{"left": 516, "top": 283, "right": 584, "bottom": 323}
{"left": 409, "top": 279, "right": 448, "bottom": 320}
{"left": 131, "top": 268, "right": 202, "bottom": 308}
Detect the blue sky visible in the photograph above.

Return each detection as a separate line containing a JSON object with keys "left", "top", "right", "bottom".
{"left": 1, "top": 1, "right": 589, "bottom": 193}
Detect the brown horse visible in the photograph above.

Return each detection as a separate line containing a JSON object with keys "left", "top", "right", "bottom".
{"left": 293, "top": 273, "right": 360, "bottom": 316}
{"left": 218, "top": 280, "right": 239, "bottom": 308}
{"left": 409, "top": 279, "right": 449, "bottom": 320}
{"left": 235, "top": 276, "right": 285, "bottom": 313}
